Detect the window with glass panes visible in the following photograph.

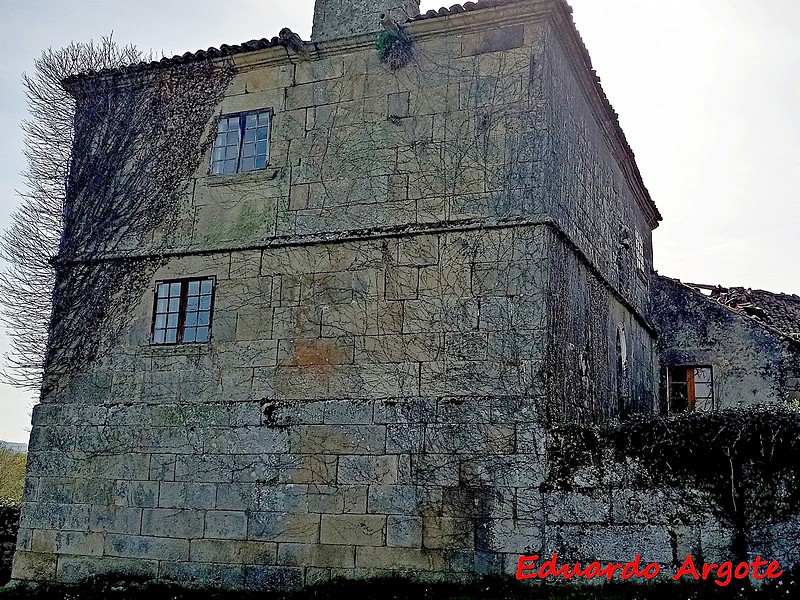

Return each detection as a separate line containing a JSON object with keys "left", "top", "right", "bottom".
{"left": 668, "top": 366, "right": 714, "bottom": 412}
{"left": 210, "top": 110, "right": 270, "bottom": 174}
{"left": 635, "top": 230, "right": 645, "bottom": 272}
{"left": 152, "top": 278, "right": 214, "bottom": 344}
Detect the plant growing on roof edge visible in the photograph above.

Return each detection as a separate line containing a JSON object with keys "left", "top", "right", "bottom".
{"left": 377, "top": 31, "right": 414, "bottom": 70}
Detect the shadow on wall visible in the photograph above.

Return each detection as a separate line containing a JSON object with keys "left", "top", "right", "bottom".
{"left": 0, "top": 503, "right": 21, "bottom": 585}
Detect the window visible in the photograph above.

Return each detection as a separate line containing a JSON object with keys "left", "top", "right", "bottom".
{"left": 668, "top": 366, "right": 714, "bottom": 412}
{"left": 616, "top": 325, "right": 630, "bottom": 418}
{"left": 152, "top": 278, "right": 215, "bottom": 344}
{"left": 635, "top": 230, "right": 645, "bottom": 272}
{"left": 211, "top": 110, "right": 271, "bottom": 174}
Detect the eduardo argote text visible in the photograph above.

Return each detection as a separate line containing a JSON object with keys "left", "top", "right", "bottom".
{"left": 516, "top": 554, "right": 784, "bottom": 587}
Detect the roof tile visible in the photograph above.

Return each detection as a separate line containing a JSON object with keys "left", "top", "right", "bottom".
{"left": 664, "top": 275, "right": 800, "bottom": 343}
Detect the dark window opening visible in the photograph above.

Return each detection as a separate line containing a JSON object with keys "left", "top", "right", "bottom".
{"left": 152, "top": 277, "right": 214, "bottom": 345}
{"left": 669, "top": 366, "right": 714, "bottom": 412}
{"left": 211, "top": 110, "right": 271, "bottom": 175}
{"left": 635, "top": 230, "right": 645, "bottom": 272}
{"left": 616, "top": 326, "right": 630, "bottom": 418}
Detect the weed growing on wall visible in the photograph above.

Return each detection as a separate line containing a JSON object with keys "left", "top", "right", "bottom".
{"left": 376, "top": 31, "right": 413, "bottom": 70}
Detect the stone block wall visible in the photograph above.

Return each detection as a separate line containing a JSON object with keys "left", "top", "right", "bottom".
{"left": 546, "top": 231, "right": 656, "bottom": 422}
{"left": 17, "top": 396, "right": 708, "bottom": 588}
{"left": 14, "top": 0, "right": 671, "bottom": 589}
{"left": 311, "top": 0, "right": 420, "bottom": 42}
{"left": 15, "top": 219, "right": 550, "bottom": 587}
{"left": 52, "top": 224, "right": 549, "bottom": 406}
{"left": 93, "top": 14, "right": 553, "bottom": 258}
{"left": 47, "top": 0, "right": 657, "bottom": 422}
{"left": 14, "top": 397, "right": 546, "bottom": 587}
{"left": 20, "top": 396, "right": 800, "bottom": 589}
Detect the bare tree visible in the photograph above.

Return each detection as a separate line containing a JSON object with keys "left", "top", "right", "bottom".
{"left": 0, "top": 37, "right": 147, "bottom": 390}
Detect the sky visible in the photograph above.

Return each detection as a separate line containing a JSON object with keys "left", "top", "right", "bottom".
{"left": 0, "top": 0, "right": 798, "bottom": 443}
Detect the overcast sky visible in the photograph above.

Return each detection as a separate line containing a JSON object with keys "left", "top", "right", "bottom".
{"left": 0, "top": 0, "right": 798, "bottom": 443}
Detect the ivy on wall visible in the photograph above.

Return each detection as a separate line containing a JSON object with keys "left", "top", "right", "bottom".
{"left": 45, "top": 59, "right": 237, "bottom": 388}
{"left": 0, "top": 39, "right": 237, "bottom": 392}
{"left": 547, "top": 404, "right": 800, "bottom": 563}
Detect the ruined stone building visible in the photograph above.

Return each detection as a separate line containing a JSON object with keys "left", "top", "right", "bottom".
{"left": 11, "top": 0, "right": 800, "bottom": 589}
{"left": 654, "top": 277, "right": 800, "bottom": 411}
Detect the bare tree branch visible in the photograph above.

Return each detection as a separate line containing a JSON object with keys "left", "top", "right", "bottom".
{"left": 0, "top": 36, "right": 147, "bottom": 390}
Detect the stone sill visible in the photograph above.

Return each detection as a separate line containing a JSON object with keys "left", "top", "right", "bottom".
{"left": 138, "top": 343, "right": 212, "bottom": 358}
{"left": 204, "top": 167, "right": 283, "bottom": 188}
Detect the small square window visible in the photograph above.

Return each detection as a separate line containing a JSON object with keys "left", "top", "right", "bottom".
{"left": 210, "top": 110, "right": 271, "bottom": 175}
{"left": 152, "top": 277, "right": 215, "bottom": 345}
{"left": 668, "top": 366, "right": 714, "bottom": 412}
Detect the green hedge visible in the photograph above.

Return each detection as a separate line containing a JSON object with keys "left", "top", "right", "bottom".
{"left": 0, "top": 448, "right": 25, "bottom": 504}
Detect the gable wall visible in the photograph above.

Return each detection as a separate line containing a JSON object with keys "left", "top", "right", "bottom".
{"left": 652, "top": 276, "right": 800, "bottom": 411}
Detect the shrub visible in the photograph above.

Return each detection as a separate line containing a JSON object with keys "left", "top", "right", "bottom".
{"left": 0, "top": 446, "right": 26, "bottom": 504}
{"left": 548, "top": 403, "right": 800, "bottom": 563}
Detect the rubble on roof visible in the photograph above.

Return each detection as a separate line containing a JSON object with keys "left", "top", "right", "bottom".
{"left": 678, "top": 279, "right": 800, "bottom": 342}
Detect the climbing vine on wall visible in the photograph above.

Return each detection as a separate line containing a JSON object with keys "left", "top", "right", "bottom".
{"left": 0, "top": 38, "right": 145, "bottom": 390}
{"left": 547, "top": 403, "right": 800, "bottom": 562}
{"left": 44, "top": 59, "right": 237, "bottom": 390}
{"left": 1, "top": 40, "right": 237, "bottom": 391}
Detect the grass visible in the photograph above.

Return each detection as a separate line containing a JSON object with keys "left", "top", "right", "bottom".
{"left": 1, "top": 571, "right": 798, "bottom": 600}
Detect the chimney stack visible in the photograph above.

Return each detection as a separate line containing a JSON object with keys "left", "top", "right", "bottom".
{"left": 312, "top": 0, "right": 421, "bottom": 43}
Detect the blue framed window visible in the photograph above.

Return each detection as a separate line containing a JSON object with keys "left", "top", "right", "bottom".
{"left": 210, "top": 110, "right": 271, "bottom": 174}
{"left": 152, "top": 277, "right": 215, "bottom": 344}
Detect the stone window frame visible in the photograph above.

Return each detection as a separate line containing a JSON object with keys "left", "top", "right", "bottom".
{"left": 668, "top": 365, "right": 715, "bottom": 412}
{"left": 151, "top": 277, "right": 216, "bottom": 345}
{"left": 210, "top": 109, "right": 272, "bottom": 175}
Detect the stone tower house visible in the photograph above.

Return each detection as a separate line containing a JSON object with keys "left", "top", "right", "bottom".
{"left": 11, "top": 0, "right": 798, "bottom": 590}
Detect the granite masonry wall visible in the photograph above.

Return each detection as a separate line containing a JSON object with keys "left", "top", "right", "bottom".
{"left": 546, "top": 232, "right": 656, "bottom": 423}
{"left": 16, "top": 392, "right": 800, "bottom": 588}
